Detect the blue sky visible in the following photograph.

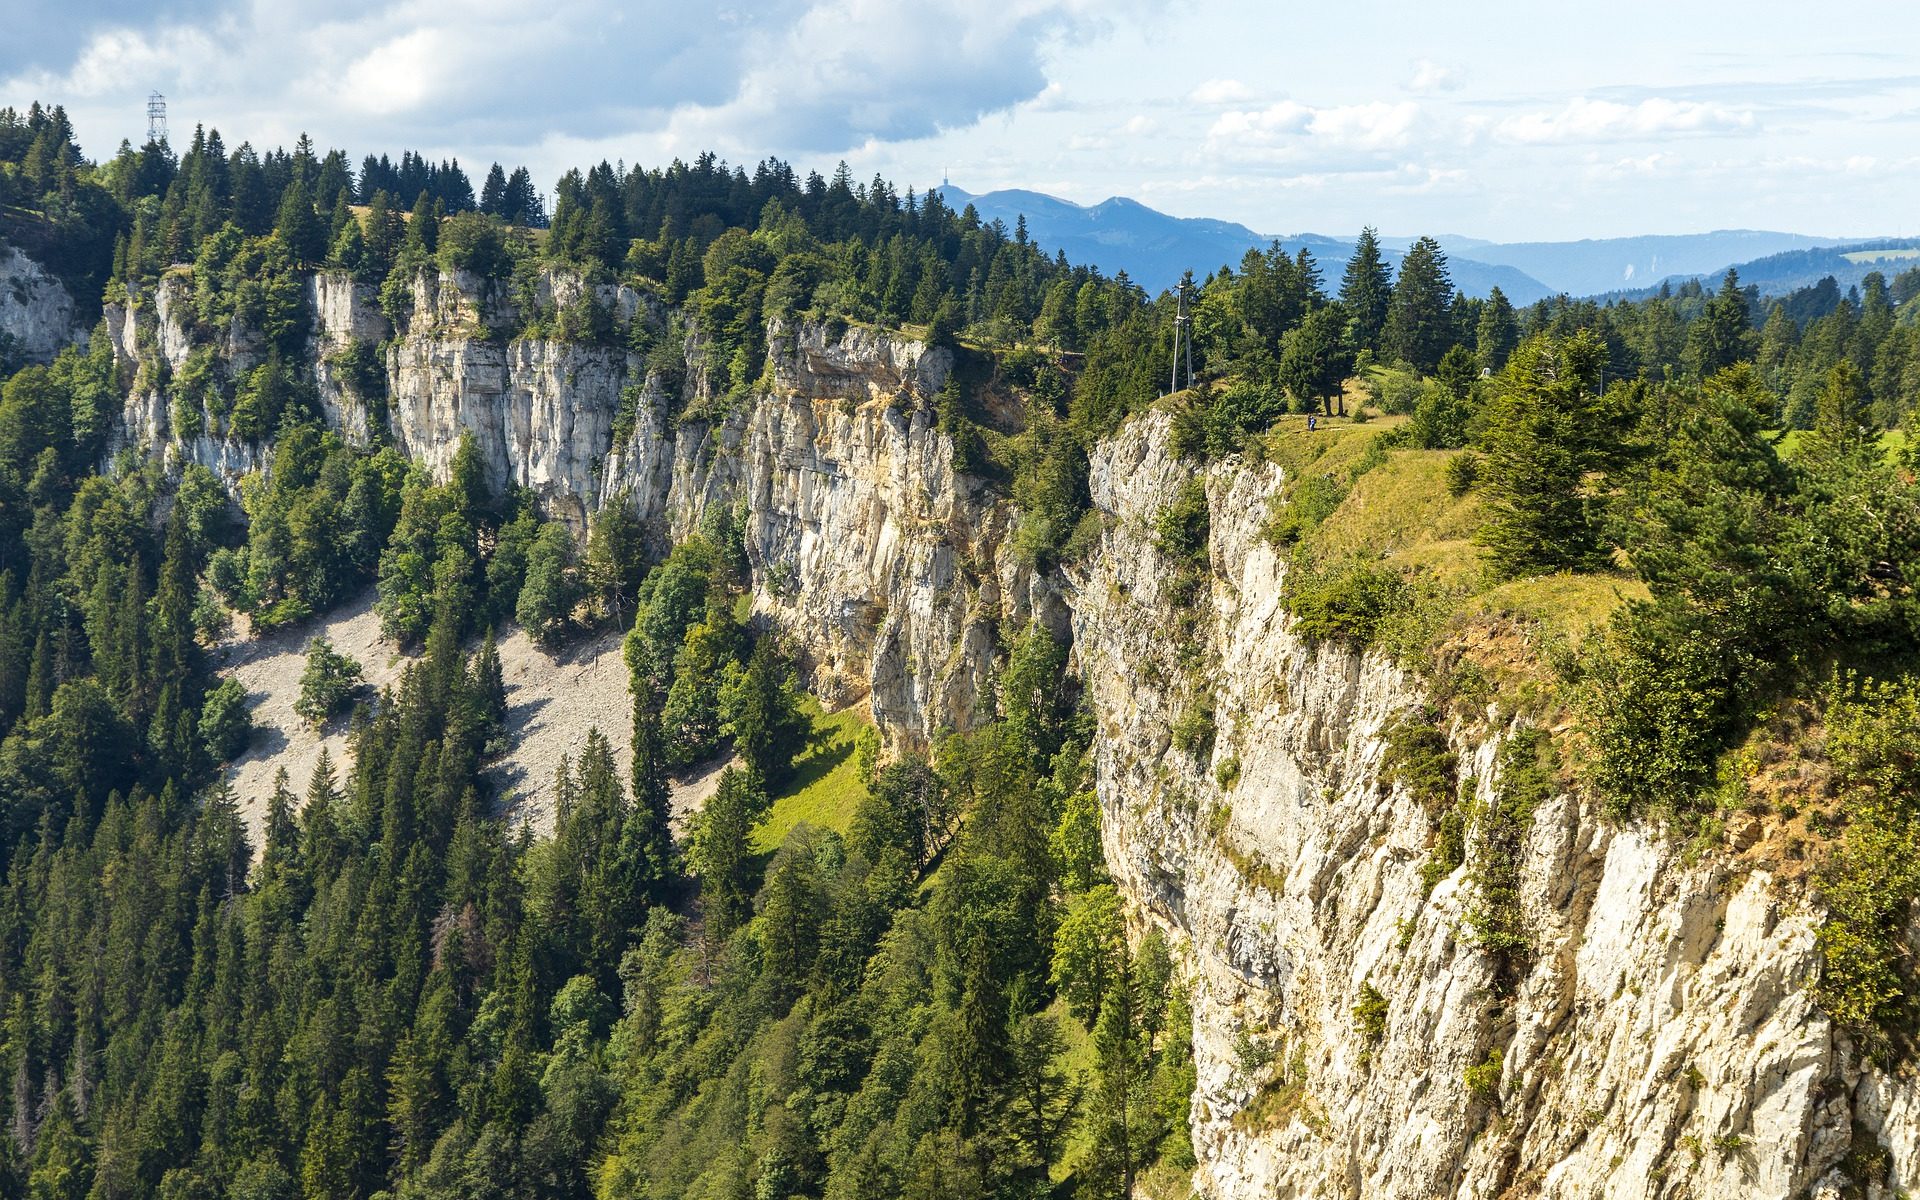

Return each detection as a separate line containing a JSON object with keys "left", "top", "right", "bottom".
{"left": 3, "top": 0, "right": 1917, "bottom": 241}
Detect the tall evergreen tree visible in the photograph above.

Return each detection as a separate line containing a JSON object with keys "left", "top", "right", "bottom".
{"left": 273, "top": 175, "right": 326, "bottom": 266}
{"left": 1339, "top": 226, "right": 1392, "bottom": 353}
{"left": 1382, "top": 235, "right": 1454, "bottom": 373}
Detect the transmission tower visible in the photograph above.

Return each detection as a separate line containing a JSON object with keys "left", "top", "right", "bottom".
{"left": 146, "top": 92, "right": 167, "bottom": 144}
{"left": 1168, "top": 272, "right": 1195, "bottom": 394}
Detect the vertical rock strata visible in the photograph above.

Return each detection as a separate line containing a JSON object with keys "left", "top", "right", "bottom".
{"left": 1074, "top": 409, "right": 1916, "bottom": 1199}
{"left": 0, "top": 243, "right": 82, "bottom": 362}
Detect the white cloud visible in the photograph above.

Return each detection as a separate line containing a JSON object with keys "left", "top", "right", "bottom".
{"left": 3, "top": 0, "right": 1156, "bottom": 167}
{"left": 1209, "top": 99, "right": 1419, "bottom": 153}
{"left": 1495, "top": 97, "right": 1757, "bottom": 144}
{"left": 1406, "top": 59, "right": 1461, "bottom": 93}
{"left": 1188, "top": 78, "right": 1254, "bottom": 105}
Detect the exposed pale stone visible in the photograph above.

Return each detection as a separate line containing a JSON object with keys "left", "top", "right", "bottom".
{"left": 1074, "top": 408, "right": 1917, "bottom": 1199}
{"left": 0, "top": 243, "right": 82, "bottom": 363}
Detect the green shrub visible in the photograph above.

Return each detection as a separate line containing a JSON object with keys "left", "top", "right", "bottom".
{"left": 1154, "top": 478, "right": 1211, "bottom": 567}
{"left": 1282, "top": 556, "right": 1408, "bottom": 647}
{"left": 250, "top": 596, "right": 311, "bottom": 633}
{"left": 1420, "top": 802, "right": 1467, "bottom": 895}
{"left": 1582, "top": 598, "right": 1757, "bottom": 816}
{"left": 1466, "top": 730, "right": 1556, "bottom": 965}
{"left": 1463, "top": 1047, "right": 1503, "bottom": 1102}
{"left": 1352, "top": 983, "right": 1388, "bottom": 1060}
{"left": 1445, "top": 450, "right": 1481, "bottom": 497}
{"left": 1265, "top": 473, "right": 1346, "bottom": 546}
{"left": 1215, "top": 755, "right": 1241, "bottom": 789}
{"left": 1382, "top": 710, "right": 1457, "bottom": 812}
{"left": 198, "top": 677, "right": 253, "bottom": 763}
{"left": 1815, "top": 675, "right": 1920, "bottom": 1049}
{"left": 295, "top": 635, "right": 364, "bottom": 726}
{"left": 1173, "top": 697, "right": 1216, "bottom": 761}
{"left": 1365, "top": 365, "right": 1429, "bottom": 415}
{"left": 436, "top": 212, "right": 510, "bottom": 277}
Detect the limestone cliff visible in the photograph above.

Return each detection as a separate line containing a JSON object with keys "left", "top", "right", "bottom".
{"left": 0, "top": 243, "right": 82, "bottom": 363}
{"left": 107, "top": 263, "right": 1050, "bottom": 750}
{"left": 1073, "top": 409, "right": 1918, "bottom": 1199}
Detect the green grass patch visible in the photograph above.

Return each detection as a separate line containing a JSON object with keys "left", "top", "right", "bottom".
{"left": 1280, "top": 435, "right": 1641, "bottom": 650}
{"left": 1308, "top": 447, "right": 1484, "bottom": 565}
{"left": 1841, "top": 247, "right": 1920, "bottom": 263}
{"left": 1473, "top": 572, "right": 1649, "bottom": 644}
{"left": 1771, "top": 428, "right": 1908, "bottom": 462}
{"left": 1258, "top": 415, "right": 1406, "bottom": 479}
{"left": 752, "top": 696, "right": 869, "bottom": 852}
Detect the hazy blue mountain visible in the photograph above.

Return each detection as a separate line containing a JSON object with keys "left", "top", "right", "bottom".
{"left": 1594, "top": 239, "right": 1920, "bottom": 301}
{"left": 933, "top": 185, "right": 1554, "bottom": 302}
{"left": 1453, "top": 231, "right": 1854, "bottom": 297}
{"left": 931, "top": 185, "right": 1893, "bottom": 304}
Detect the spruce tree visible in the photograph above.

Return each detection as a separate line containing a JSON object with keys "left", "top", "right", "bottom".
{"left": 1339, "top": 226, "right": 1392, "bottom": 353}
{"left": 1475, "top": 331, "right": 1611, "bottom": 577}
{"left": 1382, "top": 235, "right": 1454, "bottom": 373}
{"left": 273, "top": 175, "right": 326, "bottom": 267}
{"left": 627, "top": 680, "right": 674, "bottom": 900}
{"left": 1475, "top": 285, "right": 1518, "bottom": 372}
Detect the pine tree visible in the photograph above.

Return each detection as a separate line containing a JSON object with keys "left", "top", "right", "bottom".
{"left": 1685, "top": 269, "right": 1754, "bottom": 378}
{"left": 1382, "top": 235, "right": 1455, "bottom": 373}
{"left": 1475, "top": 285, "right": 1518, "bottom": 372}
{"left": 273, "top": 175, "right": 326, "bottom": 267}
{"left": 1277, "top": 304, "right": 1354, "bottom": 415}
{"left": 1475, "top": 331, "right": 1612, "bottom": 577}
{"left": 723, "top": 639, "right": 808, "bottom": 787}
{"left": 1339, "top": 226, "right": 1392, "bottom": 353}
{"left": 479, "top": 163, "right": 509, "bottom": 216}
{"left": 690, "top": 767, "right": 762, "bottom": 938}
{"left": 626, "top": 680, "right": 674, "bottom": 900}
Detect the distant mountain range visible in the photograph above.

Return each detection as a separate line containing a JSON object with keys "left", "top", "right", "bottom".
{"left": 933, "top": 185, "right": 1550, "bottom": 302}
{"left": 1602, "top": 240, "right": 1920, "bottom": 301}
{"left": 933, "top": 184, "right": 1884, "bottom": 304}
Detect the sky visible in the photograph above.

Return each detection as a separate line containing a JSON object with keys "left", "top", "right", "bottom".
{"left": 3, "top": 0, "right": 1919, "bottom": 242}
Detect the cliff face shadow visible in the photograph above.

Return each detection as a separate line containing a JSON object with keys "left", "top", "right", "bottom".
{"left": 782, "top": 731, "right": 854, "bottom": 798}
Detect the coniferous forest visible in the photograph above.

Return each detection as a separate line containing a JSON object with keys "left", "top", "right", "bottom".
{"left": 5, "top": 97, "right": 1920, "bottom": 1200}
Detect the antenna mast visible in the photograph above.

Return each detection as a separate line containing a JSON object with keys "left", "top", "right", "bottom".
{"left": 146, "top": 92, "right": 168, "bottom": 144}
{"left": 1169, "top": 273, "right": 1194, "bottom": 394}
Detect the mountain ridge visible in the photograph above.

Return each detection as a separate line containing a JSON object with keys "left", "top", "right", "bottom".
{"left": 935, "top": 183, "right": 1876, "bottom": 301}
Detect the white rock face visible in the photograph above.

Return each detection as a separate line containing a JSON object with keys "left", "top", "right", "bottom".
{"left": 106, "top": 260, "right": 1049, "bottom": 749}
{"left": 105, "top": 272, "right": 271, "bottom": 479}
{"left": 309, "top": 269, "right": 390, "bottom": 442}
{"left": 1073, "top": 409, "right": 1918, "bottom": 1200}
{"left": 597, "top": 317, "right": 1054, "bottom": 745}
{"left": 0, "top": 244, "right": 82, "bottom": 363}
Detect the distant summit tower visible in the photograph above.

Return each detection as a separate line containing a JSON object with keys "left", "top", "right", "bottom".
{"left": 146, "top": 92, "right": 167, "bottom": 144}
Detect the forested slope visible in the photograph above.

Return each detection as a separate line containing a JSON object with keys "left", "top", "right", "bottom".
{"left": 5, "top": 100, "right": 1920, "bottom": 1199}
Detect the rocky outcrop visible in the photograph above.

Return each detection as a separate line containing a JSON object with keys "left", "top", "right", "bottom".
{"left": 1072, "top": 409, "right": 1917, "bottom": 1199}
{"left": 102, "top": 259, "right": 1040, "bottom": 748}
{"left": 385, "top": 269, "right": 635, "bottom": 528}
{"left": 0, "top": 243, "right": 82, "bottom": 363}
{"left": 309, "top": 270, "right": 390, "bottom": 442}
{"left": 105, "top": 271, "right": 267, "bottom": 478}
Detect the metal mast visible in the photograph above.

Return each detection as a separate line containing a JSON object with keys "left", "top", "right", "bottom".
{"left": 146, "top": 92, "right": 167, "bottom": 144}
{"left": 1169, "top": 272, "right": 1194, "bottom": 394}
